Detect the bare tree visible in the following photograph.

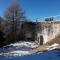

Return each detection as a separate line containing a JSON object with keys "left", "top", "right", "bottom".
{"left": 4, "top": 1, "right": 26, "bottom": 42}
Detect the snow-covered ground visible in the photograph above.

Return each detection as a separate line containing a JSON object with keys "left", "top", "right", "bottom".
{"left": 0, "top": 50, "right": 30, "bottom": 57}
{"left": 8, "top": 41, "right": 38, "bottom": 48}
{"left": 46, "top": 43, "right": 60, "bottom": 50}
{"left": 0, "top": 41, "right": 38, "bottom": 57}
{"left": 0, "top": 42, "right": 60, "bottom": 60}
{"left": 0, "top": 48, "right": 60, "bottom": 60}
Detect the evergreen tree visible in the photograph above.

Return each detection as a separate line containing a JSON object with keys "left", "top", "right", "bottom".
{"left": 0, "top": 30, "right": 5, "bottom": 47}
{"left": 0, "top": 17, "right": 5, "bottom": 47}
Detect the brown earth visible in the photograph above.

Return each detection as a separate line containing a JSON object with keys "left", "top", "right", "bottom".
{"left": 46, "top": 34, "right": 60, "bottom": 45}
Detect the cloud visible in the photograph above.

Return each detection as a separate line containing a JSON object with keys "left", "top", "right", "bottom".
{"left": 40, "top": 15, "right": 60, "bottom": 20}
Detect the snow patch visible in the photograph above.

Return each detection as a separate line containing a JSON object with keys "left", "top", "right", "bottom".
{"left": 9, "top": 41, "right": 38, "bottom": 48}
{"left": 0, "top": 50, "right": 30, "bottom": 57}
{"left": 0, "top": 41, "right": 38, "bottom": 57}
{"left": 47, "top": 43, "right": 59, "bottom": 50}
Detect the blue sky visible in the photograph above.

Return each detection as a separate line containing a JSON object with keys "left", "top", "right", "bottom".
{"left": 0, "top": 0, "right": 60, "bottom": 21}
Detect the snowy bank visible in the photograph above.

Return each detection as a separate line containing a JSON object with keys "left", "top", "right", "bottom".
{"left": 9, "top": 41, "right": 38, "bottom": 48}
{"left": 0, "top": 50, "right": 30, "bottom": 57}
{"left": 47, "top": 43, "right": 60, "bottom": 50}
{"left": 0, "top": 48, "right": 60, "bottom": 60}
{"left": 0, "top": 41, "right": 38, "bottom": 57}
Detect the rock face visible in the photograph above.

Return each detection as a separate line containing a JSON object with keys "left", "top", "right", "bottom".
{"left": 46, "top": 34, "right": 60, "bottom": 46}
{"left": 36, "top": 20, "right": 60, "bottom": 45}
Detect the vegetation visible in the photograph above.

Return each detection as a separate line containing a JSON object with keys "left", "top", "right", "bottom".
{"left": 0, "top": 2, "right": 36, "bottom": 47}
{"left": 0, "top": 2, "right": 26, "bottom": 47}
{"left": 46, "top": 34, "right": 60, "bottom": 46}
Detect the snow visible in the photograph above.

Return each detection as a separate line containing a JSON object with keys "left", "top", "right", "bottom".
{"left": 0, "top": 50, "right": 30, "bottom": 57}
{"left": 0, "top": 42, "right": 60, "bottom": 60}
{"left": 0, "top": 41, "right": 38, "bottom": 57}
{"left": 47, "top": 43, "right": 59, "bottom": 50}
{"left": 0, "top": 49, "right": 60, "bottom": 60}
{"left": 9, "top": 41, "right": 38, "bottom": 48}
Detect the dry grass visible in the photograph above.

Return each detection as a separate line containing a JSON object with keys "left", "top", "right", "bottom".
{"left": 30, "top": 34, "right": 60, "bottom": 53}
{"left": 46, "top": 34, "right": 60, "bottom": 46}
{"left": 29, "top": 45, "right": 48, "bottom": 53}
